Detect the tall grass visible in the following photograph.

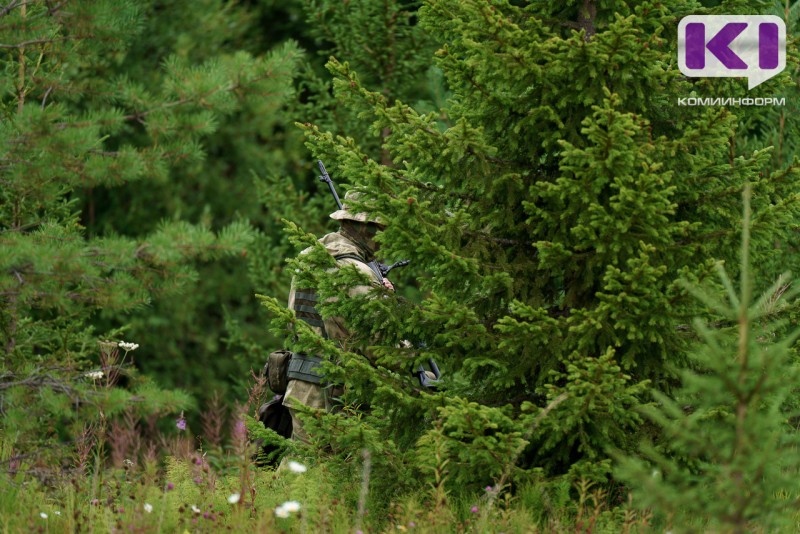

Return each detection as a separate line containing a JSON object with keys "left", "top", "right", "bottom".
{"left": 0, "top": 385, "right": 657, "bottom": 534}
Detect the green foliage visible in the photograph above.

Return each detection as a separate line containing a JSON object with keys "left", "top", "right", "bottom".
{"left": 272, "top": 0, "right": 800, "bottom": 502}
{"left": 617, "top": 187, "right": 800, "bottom": 532}
{"left": 530, "top": 349, "right": 649, "bottom": 480}
{"left": 74, "top": 0, "right": 305, "bottom": 406}
{"left": 4, "top": 0, "right": 800, "bottom": 529}
{"left": 0, "top": 0, "right": 286, "bottom": 464}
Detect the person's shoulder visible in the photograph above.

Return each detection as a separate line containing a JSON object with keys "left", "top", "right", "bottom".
{"left": 321, "top": 232, "right": 362, "bottom": 257}
{"left": 296, "top": 232, "right": 339, "bottom": 257}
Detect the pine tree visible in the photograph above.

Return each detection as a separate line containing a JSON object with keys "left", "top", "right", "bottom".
{"left": 68, "top": 0, "right": 305, "bottom": 405}
{"left": 0, "top": 0, "right": 296, "bottom": 465}
{"left": 262, "top": 0, "right": 800, "bottom": 494}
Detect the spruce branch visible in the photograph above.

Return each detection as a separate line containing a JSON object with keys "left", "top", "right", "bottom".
{"left": 0, "top": 370, "right": 81, "bottom": 399}
{"left": 481, "top": 392, "right": 569, "bottom": 522}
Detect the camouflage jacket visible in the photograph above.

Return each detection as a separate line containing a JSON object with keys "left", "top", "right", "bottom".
{"left": 287, "top": 231, "right": 381, "bottom": 344}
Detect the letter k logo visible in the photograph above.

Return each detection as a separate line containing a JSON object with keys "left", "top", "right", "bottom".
{"left": 685, "top": 22, "right": 747, "bottom": 69}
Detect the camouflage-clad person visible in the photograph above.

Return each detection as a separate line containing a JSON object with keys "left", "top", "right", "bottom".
{"left": 283, "top": 191, "right": 393, "bottom": 444}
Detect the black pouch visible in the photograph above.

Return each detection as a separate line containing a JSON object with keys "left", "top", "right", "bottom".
{"left": 265, "top": 350, "right": 293, "bottom": 394}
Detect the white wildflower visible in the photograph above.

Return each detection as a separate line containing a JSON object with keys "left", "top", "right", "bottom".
{"left": 274, "top": 506, "right": 290, "bottom": 518}
{"left": 288, "top": 460, "right": 307, "bottom": 473}
{"left": 119, "top": 341, "right": 139, "bottom": 352}
{"left": 86, "top": 371, "right": 104, "bottom": 380}
{"left": 54, "top": 511, "right": 61, "bottom": 516}
{"left": 143, "top": 503, "right": 153, "bottom": 513}
{"left": 40, "top": 512, "right": 48, "bottom": 519}
{"left": 227, "top": 493, "right": 240, "bottom": 504}
{"left": 282, "top": 501, "right": 301, "bottom": 513}
{"left": 191, "top": 505, "right": 201, "bottom": 514}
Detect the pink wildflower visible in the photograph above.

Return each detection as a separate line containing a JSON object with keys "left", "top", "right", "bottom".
{"left": 471, "top": 506, "right": 479, "bottom": 513}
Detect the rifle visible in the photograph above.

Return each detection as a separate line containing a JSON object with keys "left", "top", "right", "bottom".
{"left": 316, "top": 160, "right": 442, "bottom": 389}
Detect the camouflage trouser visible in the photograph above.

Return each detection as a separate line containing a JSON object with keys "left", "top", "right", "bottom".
{"left": 281, "top": 379, "right": 331, "bottom": 444}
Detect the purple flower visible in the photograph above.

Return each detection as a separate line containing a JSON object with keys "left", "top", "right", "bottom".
{"left": 176, "top": 417, "right": 187, "bottom": 431}
{"left": 471, "top": 506, "right": 479, "bottom": 514}
{"left": 485, "top": 485, "right": 492, "bottom": 492}
{"left": 409, "top": 521, "right": 416, "bottom": 527}
{"left": 166, "top": 482, "right": 174, "bottom": 491}
{"left": 193, "top": 477, "right": 202, "bottom": 484}
{"left": 233, "top": 419, "right": 246, "bottom": 440}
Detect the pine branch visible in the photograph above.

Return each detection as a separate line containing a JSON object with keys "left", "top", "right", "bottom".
{"left": 122, "top": 74, "right": 287, "bottom": 123}
{"left": 0, "top": 36, "right": 70, "bottom": 49}
{"left": 0, "top": 370, "right": 81, "bottom": 399}
{"left": 393, "top": 174, "right": 477, "bottom": 202}
{"left": 0, "top": 0, "right": 20, "bottom": 18}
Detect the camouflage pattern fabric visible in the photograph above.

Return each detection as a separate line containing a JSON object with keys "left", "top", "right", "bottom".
{"left": 282, "top": 230, "right": 381, "bottom": 443}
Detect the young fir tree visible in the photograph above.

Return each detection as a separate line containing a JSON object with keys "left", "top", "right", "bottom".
{"left": 260, "top": 0, "right": 800, "bottom": 497}
{"left": 616, "top": 186, "right": 800, "bottom": 533}
{"left": 0, "top": 1, "right": 295, "bottom": 467}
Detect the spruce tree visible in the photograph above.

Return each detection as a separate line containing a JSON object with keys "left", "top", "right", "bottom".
{"left": 260, "top": 0, "right": 800, "bottom": 495}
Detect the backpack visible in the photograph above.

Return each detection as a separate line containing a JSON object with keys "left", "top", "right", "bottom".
{"left": 255, "top": 394, "right": 293, "bottom": 465}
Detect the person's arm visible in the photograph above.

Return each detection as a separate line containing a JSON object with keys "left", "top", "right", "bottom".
{"left": 321, "top": 257, "right": 383, "bottom": 343}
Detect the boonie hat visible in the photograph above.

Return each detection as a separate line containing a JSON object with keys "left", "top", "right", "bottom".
{"left": 329, "top": 190, "right": 385, "bottom": 225}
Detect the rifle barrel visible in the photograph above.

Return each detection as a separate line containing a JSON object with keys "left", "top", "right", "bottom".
{"left": 317, "top": 160, "right": 343, "bottom": 210}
